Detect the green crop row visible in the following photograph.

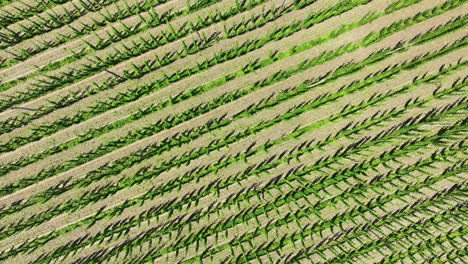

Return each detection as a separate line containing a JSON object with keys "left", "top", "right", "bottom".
{"left": 1, "top": 14, "right": 458, "bottom": 223}
{"left": 172, "top": 94, "right": 467, "bottom": 262}
{"left": 105, "top": 145, "right": 468, "bottom": 263}
{"left": 385, "top": 0, "right": 423, "bottom": 13}
{"left": 0, "top": 0, "right": 69, "bottom": 25}
{"left": 0, "top": 29, "right": 219, "bottom": 120}
{"left": 290, "top": 188, "right": 466, "bottom": 263}
{"left": 255, "top": 194, "right": 465, "bottom": 263}
{"left": 13, "top": 77, "right": 464, "bottom": 262}
{"left": 98, "top": 115, "right": 468, "bottom": 263}
{"left": 0, "top": 0, "right": 386, "bottom": 184}
{"left": 5, "top": 2, "right": 450, "bottom": 198}
{"left": 0, "top": 0, "right": 222, "bottom": 102}
{"left": 0, "top": 0, "right": 273, "bottom": 90}
{"left": 336, "top": 204, "right": 466, "bottom": 262}
{"left": 0, "top": 48, "right": 90, "bottom": 93}
{"left": 0, "top": 0, "right": 317, "bottom": 130}
{"left": 0, "top": 0, "right": 277, "bottom": 126}
{"left": 1, "top": 48, "right": 464, "bottom": 260}
{"left": 294, "top": 191, "right": 464, "bottom": 263}
{"left": 0, "top": 0, "right": 172, "bottom": 48}
{"left": 6, "top": 88, "right": 464, "bottom": 262}
{"left": 0, "top": 0, "right": 214, "bottom": 68}
{"left": 0, "top": 0, "right": 465, "bottom": 262}
{"left": 201, "top": 154, "right": 467, "bottom": 264}
{"left": 2, "top": 0, "right": 462, "bottom": 175}
{"left": 133, "top": 86, "right": 466, "bottom": 260}
{"left": 380, "top": 224, "right": 467, "bottom": 264}
{"left": 0, "top": 0, "right": 280, "bottom": 71}
{"left": 0, "top": 23, "right": 462, "bottom": 248}
{"left": 105, "top": 86, "right": 466, "bottom": 259}
{"left": 0, "top": 0, "right": 378, "bottom": 175}
{"left": 0, "top": 0, "right": 458, "bottom": 188}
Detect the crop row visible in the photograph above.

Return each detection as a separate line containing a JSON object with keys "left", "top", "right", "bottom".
{"left": 96, "top": 141, "right": 468, "bottom": 263}
{"left": 104, "top": 86, "right": 465, "bottom": 254}
{"left": 0, "top": 0, "right": 70, "bottom": 25}
{"left": 0, "top": 0, "right": 284, "bottom": 126}
{"left": 0, "top": 0, "right": 386, "bottom": 181}
{"left": 314, "top": 201, "right": 465, "bottom": 263}
{"left": 289, "top": 187, "right": 466, "bottom": 262}
{"left": 378, "top": 222, "right": 467, "bottom": 264}
{"left": 0, "top": 0, "right": 465, "bottom": 262}
{"left": 0, "top": 0, "right": 211, "bottom": 69}
{"left": 2, "top": 1, "right": 462, "bottom": 182}
{"left": 0, "top": 32, "right": 462, "bottom": 253}
{"left": 0, "top": 0, "right": 342, "bottom": 130}
{"left": 0, "top": 0, "right": 130, "bottom": 47}
{"left": 184, "top": 149, "right": 467, "bottom": 263}
{"left": 0, "top": 22, "right": 458, "bottom": 230}
{"left": 0, "top": 0, "right": 273, "bottom": 91}
{"left": 1, "top": 59, "right": 464, "bottom": 260}
{"left": 0, "top": 21, "right": 464, "bottom": 229}
{"left": 46, "top": 107, "right": 468, "bottom": 263}
{"left": 339, "top": 201, "right": 466, "bottom": 263}
{"left": 0, "top": 0, "right": 255, "bottom": 70}
{"left": 0, "top": 0, "right": 458, "bottom": 189}
{"left": 2, "top": 81, "right": 464, "bottom": 260}
{"left": 0, "top": 0, "right": 222, "bottom": 101}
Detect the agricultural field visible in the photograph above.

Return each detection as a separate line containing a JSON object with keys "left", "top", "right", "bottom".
{"left": 0, "top": 0, "right": 466, "bottom": 263}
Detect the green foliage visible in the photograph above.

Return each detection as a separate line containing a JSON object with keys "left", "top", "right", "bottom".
{"left": 0, "top": 0, "right": 465, "bottom": 262}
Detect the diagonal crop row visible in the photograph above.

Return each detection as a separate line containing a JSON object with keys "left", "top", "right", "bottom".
{"left": 377, "top": 223, "right": 467, "bottom": 264}
{"left": 278, "top": 189, "right": 465, "bottom": 261}
{"left": 6, "top": 76, "right": 464, "bottom": 262}
{"left": 0, "top": 0, "right": 272, "bottom": 91}
{"left": 0, "top": 0, "right": 284, "bottom": 72}
{"left": 101, "top": 143, "right": 467, "bottom": 263}
{"left": 0, "top": 0, "right": 70, "bottom": 25}
{"left": 79, "top": 86, "right": 466, "bottom": 256}
{"left": 1, "top": 0, "right": 461, "bottom": 168}
{"left": 0, "top": 0, "right": 390, "bottom": 175}
{"left": 0, "top": 2, "right": 460, "bottom": 190}
{"left": 236, "top": 183, "right": 466, "bottom": 263}
{"left": 1, "top": 22, "right": 461, "bottom": 225}
{"left": 2, "top": 61, "right": 464, "bottom": 260}
{"left": 288, "top": 187, "right": 466, "bottom": 263}
{"left": 6, "top": 97, "right": 464, "bottom": 262}
{"left": 0, "top": 0, "right": 353, "bottom": 129}
{"left": 0, "top": 0, "right": 466, "bottom": 262}
{"left": 0, "top": 29, "right": 220, "bottom": 117}
{"left": 159, "top": 102, "right": 466, "bottom": 260}
{"left": 0, "top": 0, "right": 400, "bottom": 178}
{"left": 36, "top": 101, "right": 468, "bottom": 263}
{"left": 0, "top": 0, "right": 223, "bottom": 104}
{"left": 0, "top": 28, "right": 462, "bottom": 243}
{"left": 0, "top": 0, "right": 210, "bottom": 68}
{"left": 0, "top": 0, "right": 130, "bottom": 48}
{"left": 335, "top": 202, "right": 467, "bottom": 263}
{"left": 191, "top": 153, "right": 467, "bottom": 264}
{"left": 0, "top": 0, "right": 287, "bottom": 126}
{"left": 0, "top": 7, "right": 464, "bottom": 254}
{"left": 97, "top": 183, "right": 468, "bottom": 263}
